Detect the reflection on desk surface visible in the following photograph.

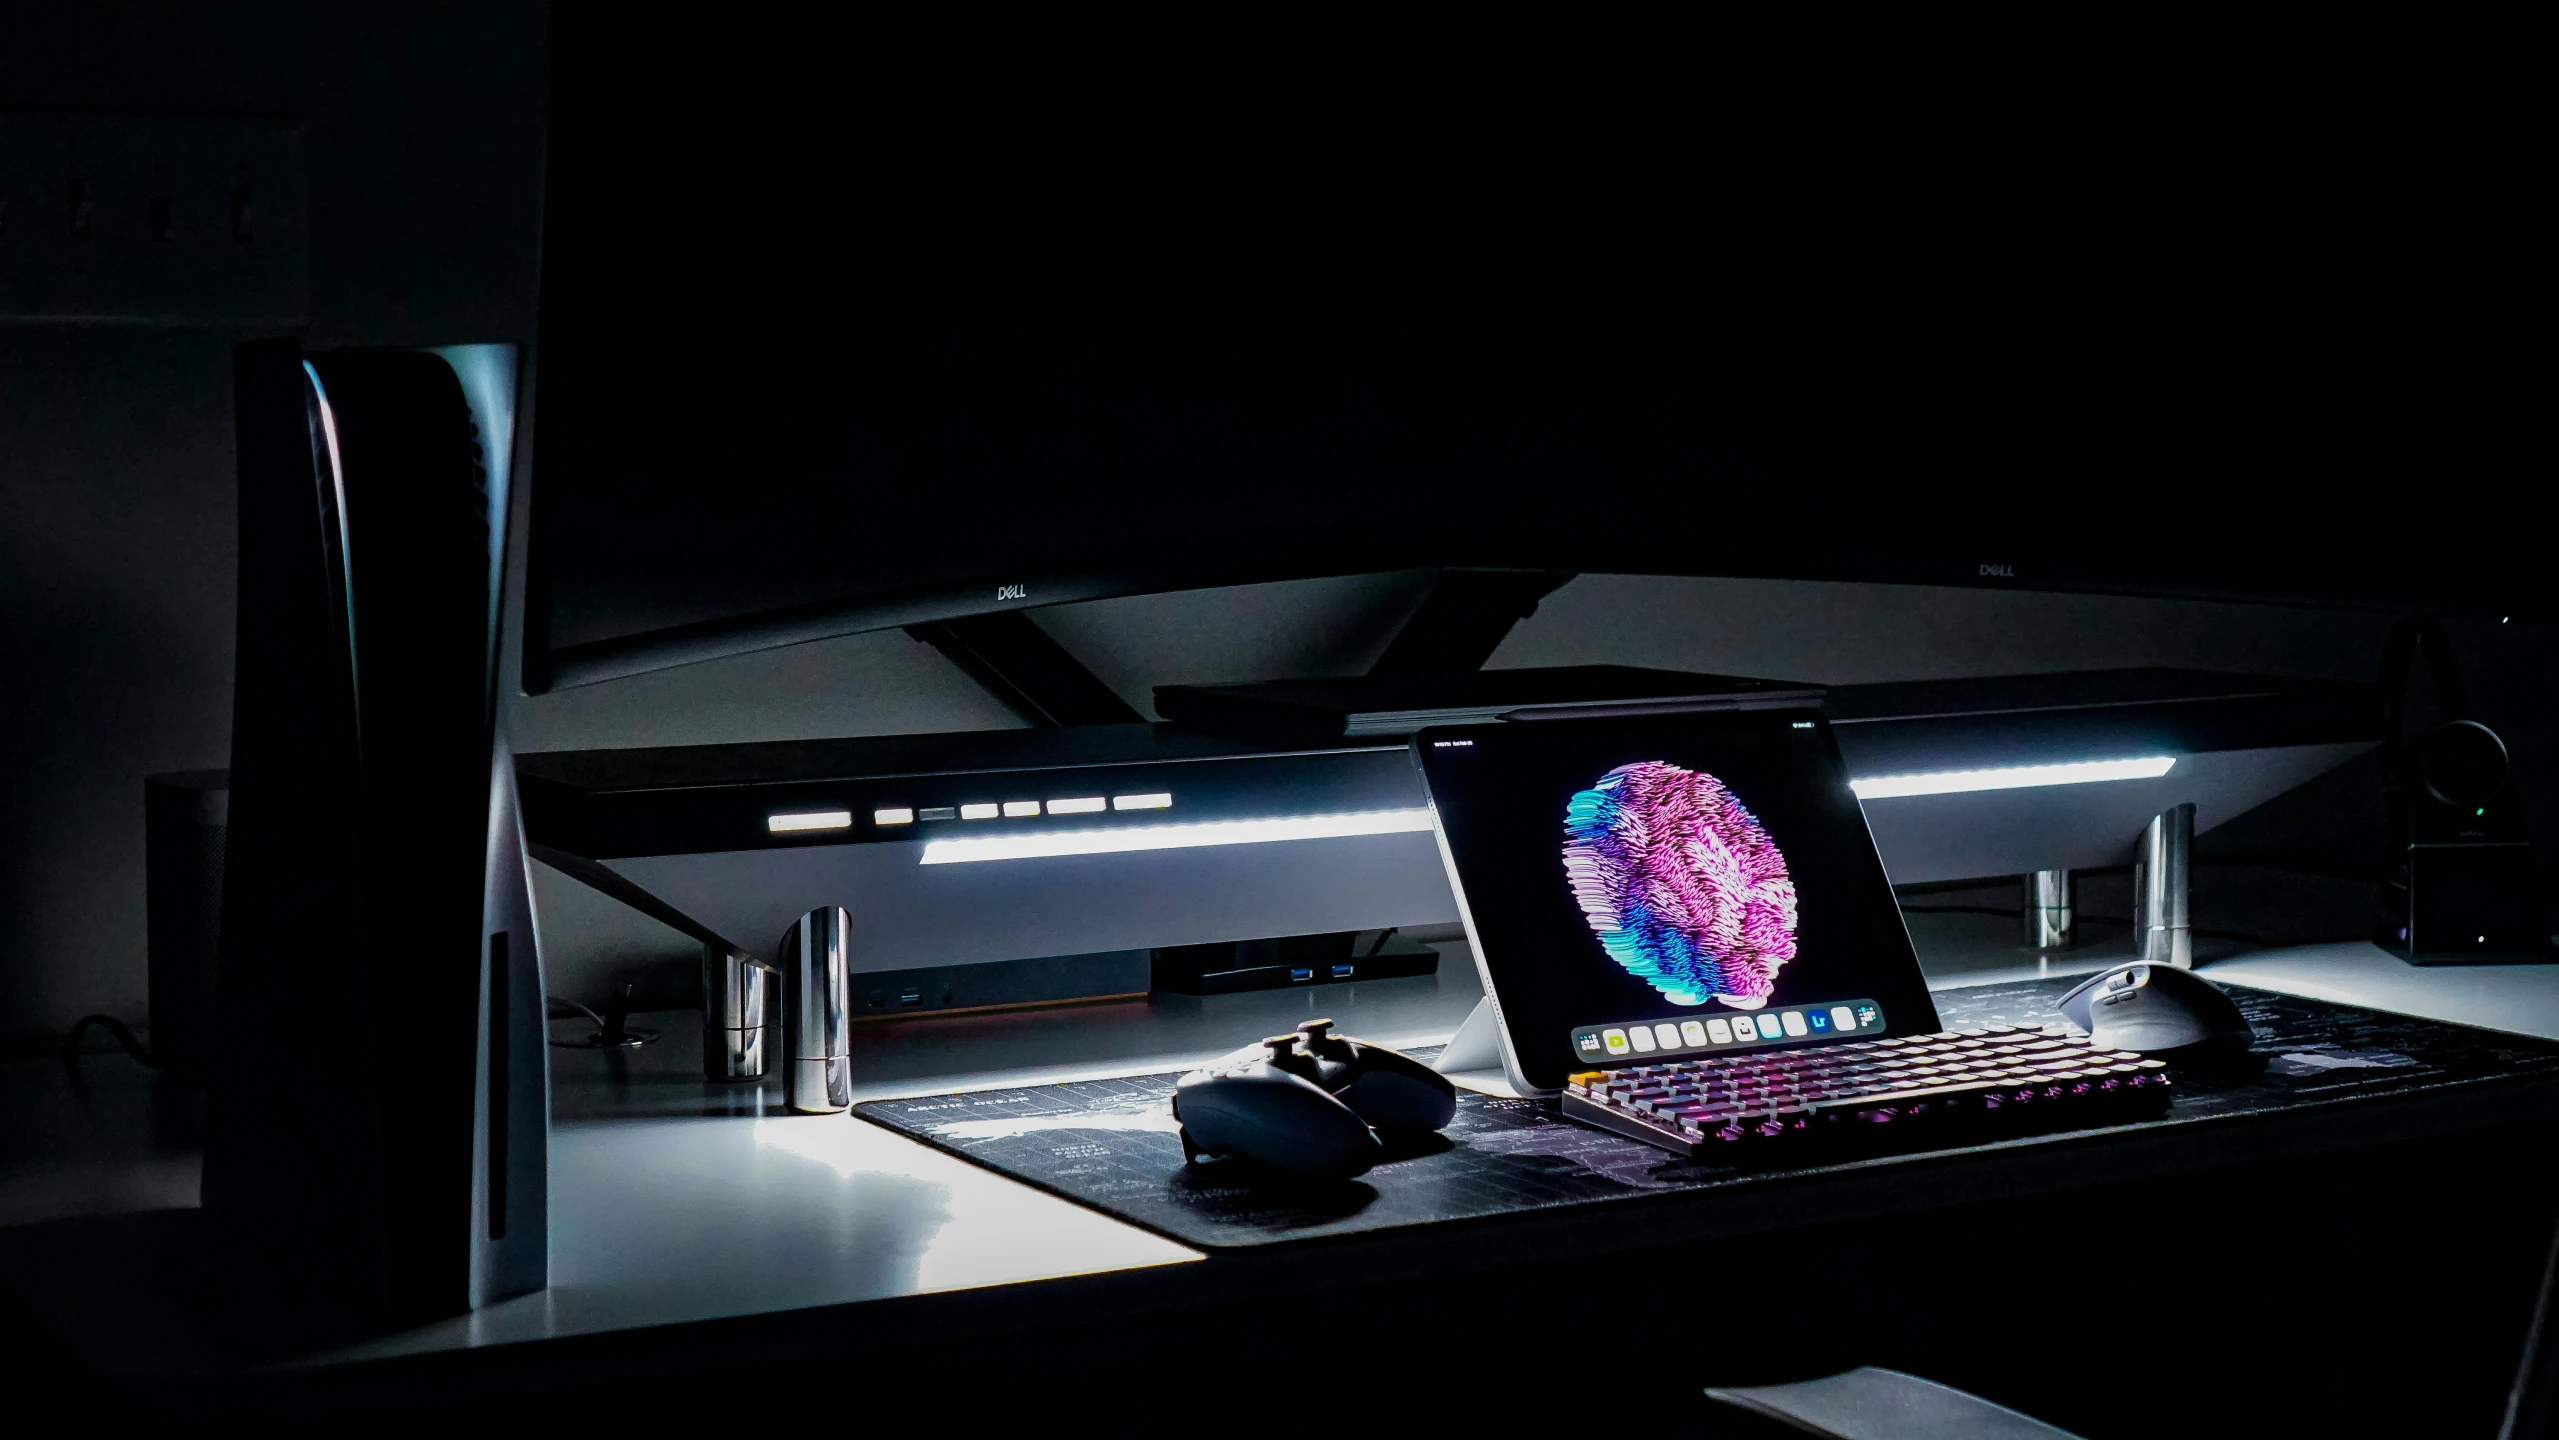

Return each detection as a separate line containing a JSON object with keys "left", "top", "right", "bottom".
{"left": 545, "top": 953, "right": 1489, "bottom": 1121}
{"left": 311, "top": 1112, "right": 1201, "bottom": 1364}
{"left": 17, "top": 929, "right": 2559, "bottom": 1377}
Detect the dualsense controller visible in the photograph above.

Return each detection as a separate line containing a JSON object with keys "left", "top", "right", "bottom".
{"left": 1171, "top": 1020, "right": 1457, "bottom": 1178}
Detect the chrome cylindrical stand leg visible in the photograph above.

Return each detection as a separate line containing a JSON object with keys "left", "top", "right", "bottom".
{"left": 2023, "top": 869, "right": 2074, "bottom": 950}
{"left": 2134, "top": 803, "right": 2195, "bottom": 969}
{"left": 778, "top": 906, "right": 853, "bottom": 1113}
{"left": 701, "top": 943, "right": 769, "bottom": 1083}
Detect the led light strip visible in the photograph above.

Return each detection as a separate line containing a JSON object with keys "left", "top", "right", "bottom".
{"left": 768, "top": 810, "right": 854, "bottom": 833}
{"left": 918, "top": 808, "right": 1435, "bottom": 865}
{"left": 1848, "top": 756, "right": 2177, "bottom": 800}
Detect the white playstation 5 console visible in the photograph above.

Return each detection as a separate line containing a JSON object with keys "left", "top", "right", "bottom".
{"left": 204, "top": 340, "right": 547, "bottom": 1352}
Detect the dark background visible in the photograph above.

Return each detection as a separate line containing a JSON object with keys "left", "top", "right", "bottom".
{"left": 533, "top": 4, "right": 2556, "bottom": 667}
{"left": 1423, "top": 712, "right": 1938, "bottom": 1089}
{"left": 2, "top": 9, "right": 2556, "bottom": 1430}
{"left": 2, "top": 4, "right": 2552, "bottom": 1046}
{"left": 1, "top": 2, "right": 551, "bottom": 1052}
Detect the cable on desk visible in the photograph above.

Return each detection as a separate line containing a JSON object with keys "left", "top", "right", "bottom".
{"left": 548, "top": 987, "right": 660, "bottom": 1050}
{"left": 1898, "top": 861, "right": 2392, "bottom": 893}
{"left": 2190, "top": 926, "right": 2374, "bottom": 949}
{"left": 61, "top": 1014, "right": 158, "bottom": 1069}
{"left": 547, "top": 995, "right": 606, "bottom": 1028}
{"left": 1898, "top": 904, "right": 2046, "bottom": 919}
{"left": 1896, "top": 903, "right": 2368, "bottom": 951}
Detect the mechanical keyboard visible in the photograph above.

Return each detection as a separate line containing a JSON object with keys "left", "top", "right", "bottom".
{"left": 1562, "top": 1024, "right": 2171, "bottom": 1161}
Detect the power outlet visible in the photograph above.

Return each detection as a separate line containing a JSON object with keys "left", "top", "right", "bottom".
{"left": 0, "top": 114, "right": 309, "bottom": 326}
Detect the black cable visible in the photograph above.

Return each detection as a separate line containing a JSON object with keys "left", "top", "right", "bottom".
{"left": 547, "top": 988, "right": 660, "bottom": 1050}
{"left": 62, "top": 1014, "right": 158, "bottom": 1069}
{"left": 1899, "top": 861, "right": 2388, "bottom": 890}
{"left": 1897, "top": 904, "right": 2035, "bottom": 919}
{"left": 546, "top": 994, "right": 605, "bottom": 1028}
{"left": 1897, "top": 905, "right": 2139, "bottom": 921}
{"left": 1896, "top": 905, "right": 2366, "bottom": 950}
{"left": 2194, "top": 860, "right": 2391, "bottom": 883}
{"left": 2193, "top": 927, "right": 2374, "bottom": 949}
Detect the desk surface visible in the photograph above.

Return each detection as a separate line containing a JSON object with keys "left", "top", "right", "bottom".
{"left": 12, "top": 934, "right": 2559, "bottom": 1382}
{"left": 858, "top": 976, "right": 2559, "bottom": 1254}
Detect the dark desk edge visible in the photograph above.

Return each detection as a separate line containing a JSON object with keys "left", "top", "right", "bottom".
{"left": 54, "top": 1058, "right": 2559, "bottom": 1408}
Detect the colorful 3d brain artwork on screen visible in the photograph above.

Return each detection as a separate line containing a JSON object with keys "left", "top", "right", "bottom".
{"left": 1561, "top": 761, "right": 1798, "bottom": 1009}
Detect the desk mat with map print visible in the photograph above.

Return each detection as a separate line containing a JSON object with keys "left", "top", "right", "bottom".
{"left": 854, "top": 975, "right": 2559, "bottom": 1250}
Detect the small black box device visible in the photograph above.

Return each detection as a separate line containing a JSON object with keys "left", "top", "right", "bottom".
{"left": 2377, "top": 621, "right": 2550, "bottom": 965}
{"left": 1151, "top": 929, "right": 1439, "bottom": 995}
{"left": 2392, "top": 719, "right": 2546, "bottom": 963}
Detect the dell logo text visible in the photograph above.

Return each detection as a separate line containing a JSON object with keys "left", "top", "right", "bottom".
{"left": 1979, "top": 563, "right": 2014, "bottom": 578}
{"left": 996, "top": 584, "right": 1027, "bottom": 601}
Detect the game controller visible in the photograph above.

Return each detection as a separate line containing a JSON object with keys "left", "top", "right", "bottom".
{"left": 1171, "top": 1021, "right": 1457, "bottom": 1178}
{"left": 1173, "top": 1035, "right": 1383, "bottom": 1178}
{"left": 1293, "top": 1019, "right": 1458, "bottom": 1131}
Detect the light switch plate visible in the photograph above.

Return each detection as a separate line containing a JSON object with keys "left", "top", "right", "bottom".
{"left": 0, "top": 113, "right": 310, "bottom": 326}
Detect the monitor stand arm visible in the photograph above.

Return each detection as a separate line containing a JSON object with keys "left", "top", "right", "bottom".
{"left": 1434, "top": 994, "right": 1504, "bottom": 1076}
{"left": 702, "top": 944, "right": 771, "bottom": 1082}
{"left": 701, "top": 906, "right": 854, "bottom": 1112}
{"left": 2133, "top": 802, "right": 2195, "bottom": 969}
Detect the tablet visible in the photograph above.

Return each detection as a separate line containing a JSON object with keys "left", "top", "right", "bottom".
{"left": 1415, "top": 708, "right": 1941, "bottom": 1096}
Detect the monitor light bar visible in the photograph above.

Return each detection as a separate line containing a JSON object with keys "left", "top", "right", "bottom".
{"left": 919, "top": 808, "right": 1433, "bottom": 865}
{"left": 1848, "top": 756, "right": 2177, "bottom": 800}
{"left": 768, "top": 810, "right": 854, "bottom": 833}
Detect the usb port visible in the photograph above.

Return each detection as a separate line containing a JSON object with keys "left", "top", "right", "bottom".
{"left": 1331, "top": 964, "right": 1355, "bottom": 978}
{"left": 1289, "top": 968, "right": 1314, "bottom": 982}
{"left": 898, "top": 992, "right": 923, "bottom": 1006}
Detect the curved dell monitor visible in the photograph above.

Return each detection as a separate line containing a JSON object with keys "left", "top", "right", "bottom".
{"left": 524, "top": 9, "right": 2534, "bottom": 692}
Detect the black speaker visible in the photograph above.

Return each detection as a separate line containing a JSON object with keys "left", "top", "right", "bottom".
{"left": 144, "top": 769, "right": 228, "bottom": 1073}
{"left": 204, "top": 340, "right": 546, "bottom": 1352}
{"left": 2378, "top": 620, "right": 2550, "bottom": 964}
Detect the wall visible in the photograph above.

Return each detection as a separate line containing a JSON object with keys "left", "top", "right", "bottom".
{"left": 0, "top": 2, "right": 553, "bottom": 1051}
{"left": 1, "top": 330, "right": 243, "bottom": 1050}
{"left": 3, "top": 7, "right": 2537, "bottom": 1051}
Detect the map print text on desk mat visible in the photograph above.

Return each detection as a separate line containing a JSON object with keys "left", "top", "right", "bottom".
{"left": 853, "top": 978, "right": 2559, "bottom": 1251}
